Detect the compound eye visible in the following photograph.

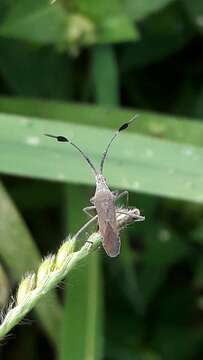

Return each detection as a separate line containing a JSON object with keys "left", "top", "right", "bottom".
{"left": 112, "top": 191, "right": 118, "bottom": 198}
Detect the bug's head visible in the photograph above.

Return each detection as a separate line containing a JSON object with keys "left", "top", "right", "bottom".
{"left": 95, "top": 174, "right": 108, "bottom": 191}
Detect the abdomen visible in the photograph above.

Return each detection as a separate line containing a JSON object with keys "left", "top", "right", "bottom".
{"left": 94, "top": 191, "right": 117, "bottom": 236}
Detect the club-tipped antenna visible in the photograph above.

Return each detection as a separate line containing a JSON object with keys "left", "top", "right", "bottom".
{"left": 45, "top": 134, "right": 97, "bottom": 176}
{"left": 100, "top": 114, "right": 139, "bottom": 174}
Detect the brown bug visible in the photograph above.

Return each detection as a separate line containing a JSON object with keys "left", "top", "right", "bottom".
{"left": 45, "top": 114, "right": 142, "bottom": 257}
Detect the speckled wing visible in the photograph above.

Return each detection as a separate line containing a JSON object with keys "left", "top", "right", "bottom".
{"left": 102, "top": 221, "right": 120, "bottom": 257}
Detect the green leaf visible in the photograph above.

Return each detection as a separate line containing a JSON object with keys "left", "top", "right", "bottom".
{"left": 96, "top": 15, "right": 139, "bottom": 43}
{"left": 64, "top": 0, "right": 140, "bottom": 44}
{"left": 126, "top": 0, "right": 175, "bottom": 20}
{"left": 0, "top": 109, "right": 203, "bottom": 203}
{"left": 0, "top": 0, "right": 139, "bottom": 47}
{"left": 0, "top": 181, "right": 62, "bottom": 344}
{"left": 0, "top": 0, "right": 67, "bottom": 44}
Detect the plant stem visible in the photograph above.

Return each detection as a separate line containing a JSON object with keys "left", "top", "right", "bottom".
{"left": 0, "top": 208, "right": 144, "bottom": 340}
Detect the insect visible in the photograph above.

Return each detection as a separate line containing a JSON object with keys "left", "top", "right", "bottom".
{"left": 45, "top": 114, "right": 139, "bottom": 257}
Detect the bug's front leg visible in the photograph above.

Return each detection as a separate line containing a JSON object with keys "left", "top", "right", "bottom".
{"left": 83, "top": 205, "right": 96, "bottom": 218}
{"left": 74, "top": 214, "right": 98, "bottom": 241}
{"left": 115, "top": 190, "right": 129, "bottom": 208}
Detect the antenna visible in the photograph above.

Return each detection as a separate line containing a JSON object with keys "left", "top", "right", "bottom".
{"left": 45, "top": 134, "right": 98, "bottom": 176}
{"left": 100, "top": 114, "right": 139, "bottom": 174}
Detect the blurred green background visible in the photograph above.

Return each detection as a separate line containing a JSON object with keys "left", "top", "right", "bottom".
{"left": 0, "top": 0, "right": 203, "bottom": 359}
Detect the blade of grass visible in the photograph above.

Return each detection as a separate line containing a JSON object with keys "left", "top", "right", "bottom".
{"left": 0, "top": 262, "right": 9, "bottom": 307}
{"left": 0, "top": 181, "right": 62, "bottom": 344}
{"left": 0, "top": 96, "right": 203, "bottom": 146}
{"left": 0, "top": 206, "right": 138, "bottom": 340}
{"left": 0, "top": 112, "right": 203, "bottom": 203}
{"left": 59, "top": 185, "right": 103, "bottom": 360}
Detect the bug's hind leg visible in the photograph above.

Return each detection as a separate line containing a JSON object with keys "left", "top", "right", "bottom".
{"left": 83, "top": 206, "right": 96, "bottom": 218}
{"left": 115, "top": 190, "right": 129, "bottom": 208}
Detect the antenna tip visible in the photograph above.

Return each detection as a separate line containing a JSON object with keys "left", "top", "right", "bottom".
{"left": 119, "top": 123, "right": 128, "bottom": 132}
{"left": 44, "top": 134, "right": 69, "bottom": 142}
{"left": 118, "top": 113, "right": 139, "bottom": 132}
{"left": 130, "top": 113, "right": 139, "bottom": 122}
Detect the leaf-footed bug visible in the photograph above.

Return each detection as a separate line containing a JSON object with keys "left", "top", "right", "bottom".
{"left": 45, "top": 114, "right": 144, "bottom": 257}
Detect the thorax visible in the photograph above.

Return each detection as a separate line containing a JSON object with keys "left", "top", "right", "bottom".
{"left": 92, "top": 174, "right": 114, "bottom": 206}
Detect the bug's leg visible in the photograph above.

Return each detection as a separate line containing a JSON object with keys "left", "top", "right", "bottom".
{"left": 75, "top": 214, "right": 98, "bottom": 240}
{"left": 116, "top": 210, "right": 131, "bottom": 222}
{"left": 116, "top": 209, "right": 145, "bottom": 224}
{"left": 115, "top": 190, "right": 129, "bottom": 208}
{"left": 83, "top": 206, "right": 96, "bottom": 218}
